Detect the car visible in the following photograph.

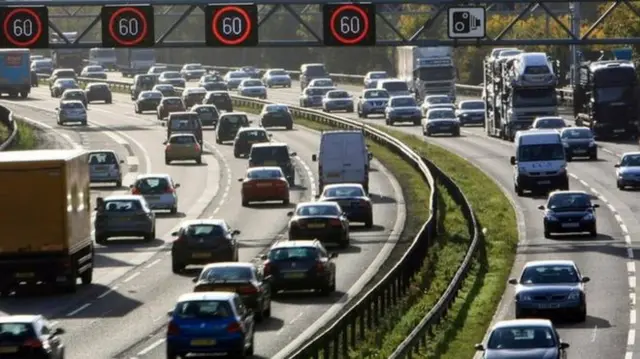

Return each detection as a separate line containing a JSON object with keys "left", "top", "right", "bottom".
{"left": 84, "top": 82, "right": 112, "bottom": 104}
{"left": 181, "top": 87, "right": 207, "bottom": 108}
{"left": 240, "top": 66, "right": 261, "bottom": 78}
{"left": 198, "top": 73, "right": 223, "bottom": 87}
{"left": 510, "top": 259, "right": 589, "bottom": 321}
{"left": 539, "top": 190, "right": 598, "bottom": 238}
{"left": 423, "top": 108, "right": 460, "bottom": 136}
{"left": 31, "top": 59, "right": 53, "bottom": 75}
{"left": 166, "top": 292, "right": 255, "bottom": 359}
{"left": 300, "top": 63, "right": 329, "bottom": 90}
{"left": 88, "top": 149, "right": 124, "bottom": 187}
{"left": 157, "top": 71, "right": 186, "bottom": 88}
{"left": 180, "top": 63, "right": 206, "bottom": 80}
{"left": 322, "top": 90, "right": 354, "bottom": 113}
{"left": 239, "top": 166, "right": 290, "bottom": 206}
{"left": 363, "top": 70, "right": 388, "bottom": 89}
{"left": 61, "top": 89, "right": 88, "bottom": 108}
{"left": 308, "top": 78, "right": 334, "bottom": 88}
{"left": 191, "top": 104, "right": 219, "bottom": 127}
{"left": 192, "top": 262, "right": 271, "bottom": 320}
{"left": 259, "top": 103, "right": 293, "bottom": 129}
{"left": 560, "top": 127, "right": 597, "bottom": 160}
{"left": 130, "top": 74, "right": 158, "bottom": 100}
{"left": 420, "top": 94, "right": 454, "bottom": 116}
{"left": 0, "top": 315, "right": 66, "bottom": 359}
{"left": 455, "top": 100, "right": 485, "bottom": 126}
{"left": 170, "top": 219, "right": 240, "bottom": 273}
{"left": 224, "top": 70, "right": 251, "bottom": 90}
{"left": 357, "top": 89, "right": 390, "bottom": 118}
{"left": 166, "top": 112, "right": 203, "bottom": 145}
{"left": 56, "top": 100, "right": 87, "bottom": 126}
{"left": 204, "top": 90, "right": 233, "bottom": 112}
{"left": 216, "top": 112, "right": 251, "bottom": 144}
{"left": 248, "top": 142, "right": 297, "bottom": 185}
{"left": 80, "top": 65, "right": 107, "bottom": 79}
{"left": 531, "top": 116, "right": 567, "bottom": 130}
{"left": 258, "top": 239, "right": 338, "bottom": 294}
{"left": 147, "top": 65, "right": 167, "bottom": 75}
{"left": 50, "top": 78, "right": 78, "bottom": 97}
{"left": 385, "top": 95, "right": 422, "bottom": 126}
{"left": 94, "top": 194, "right": 156, "bottom": 244}
{"left": 475, "top": 319, "right": 570, "bottom": 359}
{"left": 48, "top": 68, "right": 76, "bottom": 88}
{"left": 616, "top": 152, "right": 640, "bottom": 189}
{"left": 262, "top": 68, "right": 291, "bottom": 88}
{"left": 317, "top": 183, "right": 373, "bottom": 228}
{"left": 299, "top": 86, "right": 335, "bottom": 108}
{"left": 164, "top": 133, "right": 202, "bottom": 164}
{"left": 130, "top": 174, "right": 180, "bottom": 213}
{"left": 135, "top": 90, "right": 163, "bottom": 113}
{"left": 237, "top": 79, "right": 267, "bottom": 99}
{"left": 152, "top": 84, "right": 175, "bottom": 97}
{"left": 157, "top": 97, "right": 186, "bottom": 120}
{"left": 202, "top": 81, "right": 228, "bottom": 91}
{"left": 287, "top": 202, "right": 350, "bottom": 248}
{"left": 233, "top": 127, "right": 271, "bottom": 158}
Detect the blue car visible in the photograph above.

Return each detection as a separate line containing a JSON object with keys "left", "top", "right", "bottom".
{"left": 509, "top": 259, "right": 589, "bottom": 322}
{"left": 166, "top": 292, "right": 255, "bottom": 359}
{"left": 539, "top": 190, "right": 598, "bottom": 238}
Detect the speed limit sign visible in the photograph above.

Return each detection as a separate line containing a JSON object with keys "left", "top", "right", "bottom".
{"left": 101, "top": 5, "right": 155, "bottom": 47}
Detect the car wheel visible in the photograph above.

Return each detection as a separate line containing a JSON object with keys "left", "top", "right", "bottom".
{"left": 283, "top": 198, "right": 290, "bottom": 205}
{"left": 196, "top": 156, "right": 202, "bottom": 164}
{"left": 166, "top": 349, "right": 179, "bottom": 359}
{"left": 515, "top": 184, "right": 524, "bottom": 197}
{"left": 618, "top": 181, "right": 624, "bottom": 190}
{"left": 255, "top": 302, "right": 265, "bottom": 322}
{"left": 576, "top": 304, "right": 587, "bottom": 322}
{"left": 286, "top": 124, "right": 293, "bottom": 130}
{"left": 544, "top": 227, "right": 552, "bottom": 239}
{"left": 589, "top": 226, "right": 597, "bottom": 237}
{"left": 165, "top": 158, "right": 170, "bottom": 165}
{"left": 81, "top": 121, "right": 87, "bottom": 126}
{"left": 246, "top": 333, "right": 255, "bottom": 356}
{"left": 115, "top": 180, "right": 122, "bottom": 188}
{"left": 339, "top": 234, "right": 350, "bottom": 249}
{"left": 170, "top": 206, "right": 178, "bottom": 214}
{"left": 590, "top": 152, "right": 598, "bottom": 161}
{"left": 144, "top": 229, "right": 155, "bottom": 241}
{"left": 80, "top": 268, "right": 93, "bottom": 285}
{"left": 364, "top": 216, "right": 373, "bottom": 229}
{"left": 95, "top": 235, "right": 107, "bottom": 245}
{"left": 171, "top": 259, "right": 184, "bottom": 274}
{"left": 234, "top": 150, "right": 241, "bottom": 158}
{"left": 242, "top": 199, "right": 249, "bottom": 207}
{"left": 134, "top": 106, "right": 140, "bottom": 114}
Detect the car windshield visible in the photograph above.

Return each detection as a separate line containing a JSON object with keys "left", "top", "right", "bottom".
{"left": 240, "top": 130, "right": 268, "bottom": 141}
{"left": 312, "top": 79, "right": 332, "bottom": 86}
{"left": 323, "top": 186, "right": 364, "bottom": 197}
{"left": 305, "top": 88, "right": 327, "bottom": 96}
{"left": 520, "top": 264, "right": 579, "bottom": 284}
{"left": 89, "top": 84, "right": 108, "bottom": 91}
{"left": 186, "top": 90, "right": 206, "bottom": 96}
{"left": 547, "top": 193, "right": 591, "bottom": 210}
{"left": 247, "top": 169, "right": 283, "bottom": 179}
{"left": 200, "top": 267, "right": 253, "bottom": 282}
{"left": 164, "top": 99, "right": 183, "bottom": 106}
{"left": 58, "top": 80, "right": 76, "bottom": 86}
{"left": 265, "top": 105, "right": 287, "bottom": 113}
{"left": 185, "top": 224, "right": 224, "bottom": 237}
{"left": 487, "top": 326, "right": 556, "bottom": 349}
{"left": 460, "top": 101, "right": 484, "bottom": 110}
{"left": 55, "top": 71, "right": 75, "bottom": 78}
{"left": 391, "top": 98, "right": 416, "bottom": 107}
{"left": 296, "top": 205, "right": 340, "bottom": 216}
{"left": 269, "top": 246, "right": 318, "bottom": 261}
{"left": 518, "top": 144, "right": 565, "bottom": 162}
{"left": 86, "top": 66, "right": 103, "bottom": 72}
{"left": 428, "top": 110, "right": 455, "bottom": 119}
{"left": 0, "top": 323, "right": 35, "bottom": 340}
{"left": 155, "top": 85, "right": 172, "bottom": 91}
{"left": 169, "top": 135, "right": 196, "bottom": 144}
{"left": 61, "top": 102, "right": 84, "bottom": 109}
{"left": 369, "top": 72, "right": 387, "bottom": 79}
{"left": 535, "top": 118, "right": 566, "bottom": 129}
{"left": 64, "top": 91, "right": 83, "bottom": 98}
{"left": 382, "top": 82, "right": 408, "bottom": 92}
{"left": 250, "top": 146, "right": 289, "bottom": 161}
{"left": 150, "top": 67, "right": 166, "bottom": 73}
{"left": 427, "top": 97, "right": 450, "bottom": 104}
{"left": 194, "top": 106, "right": 218, "bottom": 118}
{"left": 230, "top": 72, "right": 248, "bottom": 78}
{"left": 327, "top": 91, "right": 349, "bottom": 99}
{"left": 243, "top": 80, "right": 263, "bottom": 87}
{"left": 562, "top": 128, "right": 592, "bottom": 139}
{"left": 103, "top": 200, "right": 142, "bottom": 212}
{"left": 185, "top": 64, "right": 202, "bottom": 70}
{"left": 304, "top": 65, "right": 327, "bottom": 76}
{"left": 141, "top": 92, "right": 161, "bottom": 99}
{"left": 162, "top": 72, "right": 180, "bottom": 79}
{"left": 137, "top": 76, "right": 155, "bottom": 85}
{"left": 220, "top": 115, "right": 247, "bottom": 127}
{"left": 621, "top": 154, "right": 640, "bottom": 166}
{"left": 33, "top": 60, "right": 52, "bottom": 67}
{"left": 364, "top": 90, "right": 389, "bottom": 99}
{"left": 269, "top": 70, "right": 287, "bottom": 76}
{"left": 174, "top": 300, "right": 233, "bottom": 319}
{"left": 136, "top": 177, "right": 170, "bottom": 193}
{"left": 210, "top": 92, "right": 229, "bottom": 99}
{"left": 89, "top": 152, "right": 117, "bottom": 164}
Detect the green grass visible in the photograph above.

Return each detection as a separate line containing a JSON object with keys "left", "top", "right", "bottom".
{"left": 0, "top": 119, "right": 38, "bottom": 150}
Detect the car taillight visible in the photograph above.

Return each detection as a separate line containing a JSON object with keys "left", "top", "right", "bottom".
{"left": 131, "top": 188, "right": 141, "bottom": 195}
{"left": 238, "top": 285, "right": 258, "bottom": 294}
{"left": 329, "top": 219, "right": 342, "bottom": 226}
{"left": 275, "top": 180, "right": 287, "bottom": 188}
{"left": 167, "top": 321, "right": 180, "bottom": 335}
{"left": 165, "top": 145, "right": 172, "bottom": 151}
{"left": 23, "top": 338, "right": 42, "bottom": 348}
{"left": 315, "top": 261, "right": 325, "bottom": 273}
{"left": 263, "top": 261, "right": 271, "bottom": 276}
{"left": 166, "top": 187, "right": 175, "bottom": 193}
{"left": 227, "top": 321, "right": 242, "bottom": 333}
{"left": 194, "top": 143, "right": 201, "bottom": 152}
{"left": 175, "top": 235, "right": 186, "bottom": 243}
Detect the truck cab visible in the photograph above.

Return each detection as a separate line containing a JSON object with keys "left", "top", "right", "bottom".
{"left": 88, "top": 48, "right": 117, "bottom": 70}
{"left": 511, "top": 130, "right": 568, "bottom": 196}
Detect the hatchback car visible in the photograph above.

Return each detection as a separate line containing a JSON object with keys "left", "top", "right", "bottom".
{"left": 560, "top": 127, "right": 597, "bottom": 161}
{"left": 182, "top": 87, "right": 207, "bottom": 108}
{"left": 357, "top": 89, "right": 389, "bottom": 118}
{"left": 539, "top": 190, "right": 598, "bottom": 238}
{"left": 259, "top": 104, "right": 293, "bottom": 130}
{"left": 130, "top": 174, "right": 180, "bottom": 213}
{"left": 322, "top": 90, "right": 354, "bottom": 113}
{"left": 308, "top": 78, "right": 334, "bottom": 88}
{"left": 202, "top": 81, "right": 228, "bottom": 92}
{"left": 157, "top": 97, "right": 186, "bottom": 120}
{"left": 88, "top": 150, "right": 124, "bottom": 187}
{"left": 166, "top": 292, "right": 255, "bottom": 359}
{"left": 84, "top": 82, "right": 112, "bottom": 104}
{"left": 191, "top": 104, "right": 219, "bottom": 127}
{"left": 216, "top": 112, "right": 251, "bottom": 144}
{"left": 317, "top": 183, "right": 373, "bottom": 228}
{"left": 135, "top": 90, "right": 163, "bottom": 114}
{"left": 239, "top": 166, "right": 290, "bottom": 206}
{"left": 80, "top": 65, "right": 106, "bottom": 79}
{"left": 531, "top": 116, "right": 567, "bottom": 130}
{"left": 56, "top": 100, "right": 87, "bottom": 126}
{"left": 164, "top": 133, "right": 202, "bottom": 164}
{"left": 152, "top": 84, "right": 175, "bottom": 97}
{"left": 475, "top": 319, "right": 569, "bottom": 359}
{"left": 249, "top": 142, "right": 296, "bottom": 185}
{"left": 237, "top": 79, "right": 267, "bottom": 99}
{"left": 157, "top": 71, "right": 185, "bottom": 88}
{"left": 456, "top": 100, "right": 485, "bottom": 126}
{"left": 385, "top": 96, "right": 421, "bottom": 126}
{"left": 423, "top": 108, "right": 460, "bottom": 136}
{"left": 94, "top": 195, "right": 156, "bottom": 244}
{"left": 509, "top": 260, "right": 589, "bottom": 321}
{"left": 61, "top": 89, "right": 88, "bottom": 108}
{"left": 262, "top": 68, "right": 291, "bottom": 88}
{"left": 287, "top": 202, "right": 350, "bottom": 248}
{"left": 616, "top": 152, "right": 640, "bottom": 189}
{"left": 233, "top": 127, "right": 271, "bottom": 158}
{"left": 203, "top": 91, "right": 233, "bottom": 112}
{"left": 50, "top": 79, "right": 79, "bottom": 98}
{"left": 0, "top": 315, "right": 66, "bottom": 359}
{"left": 170, "top": 219, "right": 240, "bottom": 273}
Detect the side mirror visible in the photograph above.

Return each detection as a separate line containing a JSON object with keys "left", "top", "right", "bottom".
{"left": 54, "top": 107, "right": 59, "bottom": 110}
{"left": 314, "top": 194, "right": 321, "bottom": 199}
{"left": 592, "top": 204, "right": 600, "bottom": 208}
{"left": 311, "top": 154, "right": 317, "bottom": 162}
{"left": 128, "top": 184, "right": 134, "bottom": 189}
{"left": 167, "top": 310, "right": 173, "bottom": 317}
{"left": 53, "top": 328, "right": 65, "bottom": 335}
{"left": 174, "top": 183, "right": 180, "bottom": 188}
{"left": 582, "top": 276, "right": 590, "bottom": 283}
{"left": 560, "top": 342, "right": 570, "bottom": 349}
{"left": 510, "top": 156, "right": 516, "bottom": 165}
{"left": 232, "top": 229, "right": 241, "bottom": 235}
{"left": 161, "top": 122, "right": 165, "bottom": 127}
{"left": 191, "top": 277, "right": 198, "bottom": 283}
{"left": 286, "top": 211, "right": 294, "bottom": 217}
{"left": 368, "top": 152, "right": 373, "bottom": 160}
{"left": 162, "top": 141, "right": 167, "bottom": 145}
{"left": 329, "top": 252, "right": 338, "bottom": 258}
{"left": 290, "top": 152, "right": 297, "bottom": 157}
{"left": 260, "top": 254, "right": 268, "bottom": 260}
{"left": 474, "top": 343, "right": 485, "bottom": 351}
{"left": 537, "top": 205, "right": 545, "bottom": 210}
{"left": 508, "top": 278, "right": 518, "bottom": 285}
{"left": 119, "top": 160, "right": 125, "bottom": 164}
{"left": 238, "top": 178, "right": 244, "bottom": 182}
{"left": 171, "top": 231, "right": 178, "bottom": 236}
{"left": 614, "top": 164, "right": 620, "bottom": 168}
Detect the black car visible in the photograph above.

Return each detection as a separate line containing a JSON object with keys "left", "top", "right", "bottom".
{"left": 216, "top": 113, "right": 250, "bottom": 144}
{"left": 191, "top": 104, "right": 219, "bottom": 127}
{"left": 260, "top": 104, "right": 293, "bottom": 129}
{"left": 539, "top": 190, "right": 599, "bottom": 238}
{"left": 192, "top": 262, "right": 271, "bottom": 321}
{"left": 248, "top": 142, "right": 296, "bottom": 185}
{"left": 317, "top": 183, "right": 373, "bottom": 228}
{"left": 259, "top": 240, "right": 337, "bottom": 295}
{"left": 94, "top": 195, "right": 157, "bottom": 244}
{"left": 170, "top": 219, "right": 240, "bottom": 273}
{"left": 560, "top": 127, "right": 597, "bottom": 160}
{"left": 287, "top": 202, "right": 350, "bottom": 248}
{"left": 135, "top": 90, "right": 163, "bottom": 113}
{"left": 202, "top": 81, "right": 228, "bottom": 91}
{"left": 152, "top": 84, "right": 175, "bottom": 97}
{"left": 130, "top": 74, "right": 157, "bottom": 100}
{"left": 85, "top": 83, "right": 112, "bottom": 104}
{"left": 204, "top": 91, "right": 233, "bottom": 112}
{"left": 233, "top": 127, "right": 271, "bottom": 158}
{"left": 0, "top": 315, "right": 66, "bottom": 359}
{"left": 455, "top": 100, "right": 485, "bottom": 126}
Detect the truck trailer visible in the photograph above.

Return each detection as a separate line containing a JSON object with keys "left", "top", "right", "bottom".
{"left": 395, "top": 46, "right": 457, "bottom": 102}
{"left": 116, "top": 48, "right": 156, "bottom": 77}
{"left": 0, "top": 150, "right": 94, "bottom": 294}
{"left": 0, "top": 49, "right": 31, "bottom": 98}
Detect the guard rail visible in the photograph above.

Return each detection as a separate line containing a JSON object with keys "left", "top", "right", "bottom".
{"left": 40, "top": 73, "right": 482, "bottom": 358}
{"left": 0, "top": 105, "right": 18, "bottom": 151}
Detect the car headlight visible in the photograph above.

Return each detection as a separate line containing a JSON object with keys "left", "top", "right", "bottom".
{"left": 567, "top": 291, "right": 581, "bottom": 300}
{"left": 589, "top": 140, "right": 596, "bottom": 147}
{"left": 563, "top": 142, "right": 569, "bottom": 148}
{"left": 519, "top": 294, "right": 533, "bottom": 301}
{"left": 582, "top": 212, "right": 594, "bottom": 221}
{"left": 546, "top": 214, "right": 558, "bottom": 221}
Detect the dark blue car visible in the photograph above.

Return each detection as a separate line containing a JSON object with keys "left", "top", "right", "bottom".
{"left": 539, "top": 190, "right": 599, "bottom": 238}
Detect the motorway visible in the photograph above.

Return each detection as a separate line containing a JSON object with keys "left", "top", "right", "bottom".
{"left": 136, "top": 71, "right": 639, "bottom": 359}
{"left": 0, "top": 80, "right": 405, "bottom": 359}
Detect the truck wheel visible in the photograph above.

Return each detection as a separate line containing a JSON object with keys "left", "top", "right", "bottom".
{"left": 144, "top": 230, "right": 155, "bottom": 242}
{"left": 19, "top": 91, "right": 27, "bottom": 99}
{"left": 80, "top": 268, "right": 93, "bottom": 285}
{"left": 95, "top": 235, "right": 108, "bottom": 245}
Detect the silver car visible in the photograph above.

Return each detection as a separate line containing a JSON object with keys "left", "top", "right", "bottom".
{"left": 130, "top": 174, "right": 180, "bottom": 213}
{"left": 262, "top": 69, "right": 292, "bottom": 88}
{"left": 94, "top": 195, "right": 156, "bottom": 244}
{"left": 237, "top": 79, "right": 267, "bottom": 99}
{"left": 88, "top": 150, "right": 124, "bottom": 187}
{"left": 56, "top": 100, "right": 87, "bottom": 126}
{"left": 322, "top": 90, "right": 354, "bottom": 113}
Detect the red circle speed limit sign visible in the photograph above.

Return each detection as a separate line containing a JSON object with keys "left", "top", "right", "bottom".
{"left": 323, "top": 4, "right": 376, "bottom": 46}
{"left": 0, "top": 7, "right": 49, "bottom": 48}
{"left": 205, "top": 4, "right": 258, "bottom": 47}
{"left": 101, "top": 5, "right": 155, "bottom": 47}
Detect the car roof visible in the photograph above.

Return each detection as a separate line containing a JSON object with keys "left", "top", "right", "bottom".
{"left": 390, "top": 95, "right": 415, "bottom": 101}
{"left": 103, "top": 194, "right": 145, "bottom": 201}
{"left": 140, "top": 90, "right": 161, "bottom": 95}
{"left": 177, "top": 291, "right": 236, "bottom": 303}
{"left": 548, "top": 190, "right": 590, "bottom": 197}
{"left": 238, "top": 127, "right": 265, "bottom": 133}
{"left": 251, "top": 142, "right": 286, "bottom": 149}
{"left": 169, "top": 133, "right": 196, "bottom": 138}
{"left": 192, "top": 104, "right": 216, "bottom": 109}
{"left": 179, "top": 218, "right": 226, "bottom": 227}
{"left": 60, "top": 100, "right": 83, "bottom": 104}
{"left": 323, "top": 183, "right": 364, "bottom": 190}
{"left": 327, "top": 90, "right": 348, "bottom": 94}
{"left": 459, "top": 99, "right": 483, "bottom": 104}
{"left": 523, "top": 260, "right": 577, "bottom": 268}
{"left": 202, "top": 262, "right": 254, "bottom": 271}
{"left": 492, "top": 319, "right": 553, "bottom": 330}
{"left": 534, "top": 116, "right": 564, "bottom": 121}
{"left": 296, "top": 201, "right": 339, "bottom": 208}
{"left": 221, "top": 112, "right": 247, "bottom": 117}
{"left": 264, "top": 103, "right": 287, "bottom": 107}
{"left": 88, "top": 82, "right": 108, "bottom": 86}
{"left": 560, "top": 126, "right": 590, "bottom": 133}
{"left": 426, "top": 95, "right": 450, "bottom": 99}
{"left": 622, "top": 151, "right": 640, "bottom": 157}
{"left": 248, "top": 166, "right": 283, "bottom": 173}
{"left": 271, "top": 240, "right": 320, "bottom": 249}
{"left": 310, "top": 77, "right": 332, "bottom": 81}
{"left": 154, "top": 83, "right": 173, "bottom": 87}
{"left": 185, "top": 87, "right": 206, "bottom": 93}
{"left": 162, "top": 96, "right": 181, "bottom": 100}
{"left": 0, "top": 315, "right": 41, "bottom": 324}
{"left": 136, "top": 173, "right": 172, "bottom": 180}
{"left": 89, "top": 149, "right": 117, "bottom": 155}
{"left": 63, "top": 88, "right": 82, "bottom": 92}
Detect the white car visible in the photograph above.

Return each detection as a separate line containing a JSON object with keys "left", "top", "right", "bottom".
{"left": 308, "top": 78, "right": 334, "bottom": 88}
{"left": 423, "top": 108, "right": 460, "bottom": 136}
{"left": 224, "top": 70, "right": 251, "bottom": 90}
{"left": 421, "top": 95, "right": 454, "bottom": 116}
{"left": 237, "top": 79, "right": 267, "bottom": 99}
{"left": 322, "top": 90, "right": 354, "bottom": 113}
{"left": 56, "top": 100, "right": 87, "bottom": 126}
{"left": 180, "top": 63, "right": 206, "bottom": 80}
{"left": 80, "top": 65, "right": 106, "bottom": 79}
{"left": 262, "top": 69, "right": 291, "bottom": 88}
{"left": 385, "top": 96, "right": 421, "bottom": 126}
{"left": 364, "top": 71, "right": 388, "bottom": 89}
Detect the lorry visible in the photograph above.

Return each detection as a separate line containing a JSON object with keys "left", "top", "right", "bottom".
{"left": 395, "top": 46, "right": 457, "bottom": 102}
{"left": 116, "top": 48, "right": 156, "bottom": 77}
{"left": 484, "top": 51, "right": 559, "bottom": 141}
{"left": 87, "top": 47, "right": 117, "bottom": 70}
{"left": 50, "top": 32, "right": 86, "bottom": 72}
{"left": 0, "top": 49, "right": 31, "bottom": 98}
{"left": 0, "top": 150, "right": 94, "bottom": 295}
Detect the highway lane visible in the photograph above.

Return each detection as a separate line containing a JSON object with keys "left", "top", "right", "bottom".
{"left": 20, "top": 84, "right": 404, "bottom": 358}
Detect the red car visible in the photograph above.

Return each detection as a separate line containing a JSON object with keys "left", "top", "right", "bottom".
{"left": 240, "top": 167, "right": 290, "bottom": 206}
{"left": 157, "top": 97, "right": 186, "bottom": 120}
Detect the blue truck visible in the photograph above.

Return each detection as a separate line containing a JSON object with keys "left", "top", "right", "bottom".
{"left": 0, "top": 49, "right": 31, "bottom": 99}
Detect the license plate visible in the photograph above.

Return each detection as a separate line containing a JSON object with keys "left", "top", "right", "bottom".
{"left": 214, "top": 287, "right": 235, "bottom": 292}
{"left": 440, "top": 126, "right": 450, "bottom": 130}
{"left": 191, "top": 339, "right": 216, "bottom": 346}
{"left": 561, "top": 222, "right": 580, "bottom": 228}
{"left": 538, "top": 303, "right": 560, "bottom": 309}
{"left": 307, "top": 223, "right": 325, "bottom": 229}
{"left": 537, "top": 180, "right": 551, "bottom": 185}
{"left": 15, "top": 272, "right": 34, "bottom": 278}
{"left": 327, "top": 172, "right": 341, "bottom": 178}
{"left": 192, "top": 252, "right": 211, "bottom": 258}
{"left": 146, "top": 196, "right": 160, "bottom": 201}
{"left": 574, "top": 149, "right": 586, "bottom": 153}
{"left": 0, "top": 347, "right": 18, "bottom": 353}
{"left": 93, "top": 166, "right": 107, "bottom": 172}
{"left": 614, "top": 129, "right": 625, "bottom": 133}
{"left": 285, "top": 272, "right": 306, "bottom": 278}
{"left": 402, "top": 114, "right": 412, "bottom": 118}
{"left": 264, "top": 161, "right": 277, "bottom": 165}
{"left": 257, "top": 183, "right": 272, "bottom": 187}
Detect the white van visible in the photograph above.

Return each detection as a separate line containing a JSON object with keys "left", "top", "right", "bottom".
{"left": 376, "top": 79, "right": 411, "bottom": 98}
{"left": 311, "top": 130, "right": 373, "bottom": 193}
{"left": 511, "top": 129, "right": 568, "bottom": 196}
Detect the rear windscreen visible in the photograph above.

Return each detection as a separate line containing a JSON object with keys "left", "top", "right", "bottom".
{"left": 185, "top": 225, "right": 224, "bottom": 237}
{"left": 239, "top": 130, "right": 268, "bottom": 141}
{"left": 56, "top": 70, "right": 76, "bottom": 78}
{"left": 250, "top": 146, "right": 288, "bottom": 161}
{"left": 103, "top": 200, "right": 141, "bottom": 212}
{"left": 89, "top": 152, "right": 117, "bottom": 164}
{"left": 220, "top": 115, "right": 248, "bottom": 127}
{"left": 164, "top": 99, "right": 182, "bottom": 106}
{"left": 136, "top": 177, "right": 170, "bottom": 192}
{"left": 201, "top": 267, "right": 253, "bottom": 281}
{"left": 170, "top": 118, "right": 199, "bottom": 130}
{"left": 174, "top": 300, "right": 233, "bottom": 319}
{"left": 269, "top": 247, "right": 318, "bottom": 260}
{"left": 170, "top": 136, "right": 196, "bottom": 144}
{"left": 0, "top": 323, "right": 36, "bottom": 341}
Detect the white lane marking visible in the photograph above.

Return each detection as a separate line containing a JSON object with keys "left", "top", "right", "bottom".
{"left": 123, "top": 272, "right": 141, "bottom": 283}
{"left": 632, "top": 309, "right": 637, "bottom": 325}
{"left": 66, "top": 303, "right": 91, "bottom": 317}
{"left": 207, "top": 140, "right": 231, "bottom": 218}
{"left": 295, "top": 156, "right": 317, "bottom": 198}
{"left": 136, "top": 338, "right": 166, "bottom": 356}
{"left": 97, "top": 285, "right": 118, "bottom": 299}
{"left": 144, "top": 259, "right": 161, "bottom": 269}
{"left": 591, "top": 325, "right": 598, "bottom": 342}
{"left": 288, "top": 312, "right": 303, "bottom": 325}
{"left": 630, "top": 277, "right": 636, "bottom": 289}
{"left": 629, "top": 329, "right": 636, "bottom": 346}
{"left": 629, "top": 262, "right": 636, "bottom": 274}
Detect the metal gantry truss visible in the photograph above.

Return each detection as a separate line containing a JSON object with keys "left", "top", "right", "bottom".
{"left": 11, "top": 0, "right": 640, "bottom": 47}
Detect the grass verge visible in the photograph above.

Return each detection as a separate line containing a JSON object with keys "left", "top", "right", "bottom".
{"left": 0, "top": 119, "right": 38, "bottom": 150}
